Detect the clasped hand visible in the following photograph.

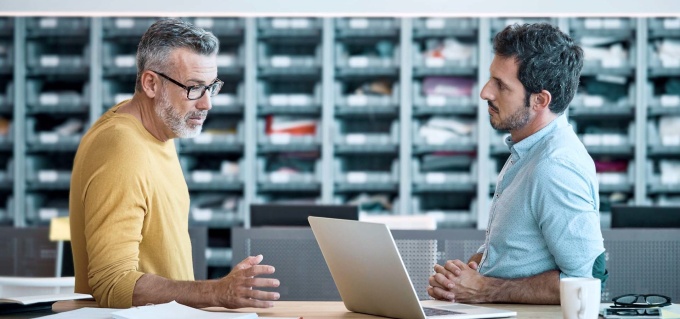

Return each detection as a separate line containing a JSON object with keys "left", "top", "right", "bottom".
{"left": 427, "top": 259, "right": 489, "bottom": 303}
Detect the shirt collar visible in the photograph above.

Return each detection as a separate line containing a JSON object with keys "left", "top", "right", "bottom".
{"left": 505, "top": 114, "right": 568, "bottom": 159}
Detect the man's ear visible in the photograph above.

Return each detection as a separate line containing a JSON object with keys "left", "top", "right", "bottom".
{"left": 533, "top": 90, "right": 552, "bottom": 111}
{"left": 140, "top": 70, "right": 158, "bottom": 99}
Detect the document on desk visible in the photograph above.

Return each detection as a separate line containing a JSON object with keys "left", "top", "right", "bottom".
{"left": 111, "top": 301, "right": 258, "bottom": 319}
{"left": 35, "top": 301, "right": 259, "bottom": 319}
{"left": 35, "top": 307, "right": 118, "bottom": 319}
{"left": 0, "top": 293, "right": 92, "bottom": 305}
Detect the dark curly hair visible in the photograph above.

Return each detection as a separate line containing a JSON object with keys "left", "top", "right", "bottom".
{"left": 135, "top": 19, "right": 219, "bottom": 93}
{"left": 493, "top": 23, "right": 583, "bottom": 114}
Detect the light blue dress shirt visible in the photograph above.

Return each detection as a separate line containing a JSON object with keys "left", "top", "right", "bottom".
{"left": 478, "top": 114, "right": 605, "bottom": 279}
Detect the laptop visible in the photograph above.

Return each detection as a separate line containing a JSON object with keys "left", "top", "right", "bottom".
{"left": 250, "top": 204, "right": 358, "bottom": 227}
{"left": 308, "top": 216, "right": 516, "bottom": 319}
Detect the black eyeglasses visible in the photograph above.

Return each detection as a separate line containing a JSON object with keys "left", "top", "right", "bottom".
{"left": 612, "top": 294, "right": 671, "bottom": 308}
{"left": 151, "top": 70, "right": 223, "bottom": 100}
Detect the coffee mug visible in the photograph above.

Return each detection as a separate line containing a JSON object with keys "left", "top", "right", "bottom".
{"left": 560, "top": 277, "right": 601, "bottom": 319}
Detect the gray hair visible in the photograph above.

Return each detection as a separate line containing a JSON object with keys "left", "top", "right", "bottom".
{"left": 493, "top": 23, "right": 584, "bottom": 114}
{"left": 135, "top": 18, "right": 219, "bottom": 92}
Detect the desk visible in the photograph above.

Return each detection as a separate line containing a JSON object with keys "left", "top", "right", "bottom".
{"left": 50, "top": 300, "right": 562, "bottom": 319}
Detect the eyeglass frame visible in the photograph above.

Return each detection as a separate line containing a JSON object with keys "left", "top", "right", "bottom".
{"left": 606, "top": 308, "right": 661, "bottom": 316}
{"left": 150, "top": 70, "right": 223, "bottom": 100}
{"left": 612, "top": 294, "right": 672, "bottom": 308}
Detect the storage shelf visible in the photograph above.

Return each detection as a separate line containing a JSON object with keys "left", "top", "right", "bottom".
{"left": 648, "top": 106, "right": 680, "bottom": 116}
{"left": 585, "top": 145, "right": 635, "bottom": 156}
{"left": 413, "top": 183, "right": 476, "bottom": 193}
{"left": 334, "top": 182, "right": 398, "bottom": 192}
{"left": 4, "top": 17, "right": 677, "bottom": 277}
{"left": 569, "top": 106, "right": 635, "bottom": 119}
{"left": 648, "top": 145, "right": 680, "bottom": 157}
{"left": 413, "top": 143, "right": 477, "bottom": 155}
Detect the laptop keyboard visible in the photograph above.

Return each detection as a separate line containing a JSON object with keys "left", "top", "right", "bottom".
{"left": 423, "top": 307, "right": 464, "bottom": 316}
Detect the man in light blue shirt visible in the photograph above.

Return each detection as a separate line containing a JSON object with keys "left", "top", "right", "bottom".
{"left": 427, "top": 23, "right": 606, "bottom": 304}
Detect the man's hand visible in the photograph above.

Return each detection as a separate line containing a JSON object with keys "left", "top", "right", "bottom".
{"left": 214, "top": 255, "right": 281, "bottom": 308}
{"left": 427, "top": 259, "right": 487, "bottom": 303}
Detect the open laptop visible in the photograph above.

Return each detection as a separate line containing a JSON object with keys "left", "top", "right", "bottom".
{"left": 308, "top": 216, "right": 516, "bottom": 319}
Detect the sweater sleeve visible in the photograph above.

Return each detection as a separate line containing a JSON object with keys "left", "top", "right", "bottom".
{"left": 79, "top": 131, "right": 149, "bottom": 308}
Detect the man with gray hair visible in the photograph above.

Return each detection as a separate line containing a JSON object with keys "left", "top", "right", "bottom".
{"left": 70, "top": 19, "right": 280, "bottom": 309}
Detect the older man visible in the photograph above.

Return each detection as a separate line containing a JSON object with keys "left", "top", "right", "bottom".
{"left": 70, "top": 19, "right": 280, "bottom": 309}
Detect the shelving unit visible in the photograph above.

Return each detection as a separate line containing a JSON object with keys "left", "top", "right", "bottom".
{"left": 3, "top": 17, "right": 678, "bottom": 278}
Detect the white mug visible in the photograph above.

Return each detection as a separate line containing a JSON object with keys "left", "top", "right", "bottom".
{"left": 560, "top": 277, "right": 601, "bottom": 319}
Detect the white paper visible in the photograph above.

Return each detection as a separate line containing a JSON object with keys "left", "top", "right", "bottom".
{"left": 271, "top": 134, "right": 291, "bottom": 144}
{"left": 270, "top": 172, "right": 291, "bottom": 183}
{"left": 290, "top": 18, "right": 310, "bottom": 29}
{"left": 662, "top": 135, "right": 680, "bottom": 146}
{"left": 192, "top": 208, "right": 213, "bottom": 222}
{"left": 271, "top": 18, "right": 290, "bottom": 29}
{"left": 40, "top": 132, "right": 59, "bottom": 144}
{"left": 347, "top": 95, "right": 367, "bottom": 106}
{"left": 348, "top": 56, "right": 369, "bottom": 68}
{"left": 426, "top": 173, "right": 446, "bottom": 184}
{"left": 288, "top": 94, "right": 311, "bottom": 106}
{"left": 583, "top": 96, "right": 604, "bottom": 107}
{"left": 347, "top": 172, "right": 367, "bottom": 183}
{"left": 212, "top": 94, "right": 234, "bottom": 106}
{"left": 33, "top": 307, "right": 116, "bottom": 319}
{"left": 192, "top": 171, "right": 213, "bottom": 183}
{"left": 425, "top": 57, "right": 445, "bottom": 67}
{"left": 425, "top": 18, "right": 445, "bottom": 29}
{"left": 0, "top": 293, "right": 91, "bottom": 306}
{"left": 426, "top": 95, "right": 446, "bottom": 107}
{"left": 115, "top": 93, "right": 133, "bottom": 103}
{"left": 349, "top": 18, "right": 369, "bottom": 29}
{"left": 601, "top": 58, "right": 623, "bottom": 68}
{"left": 39, "top": 208, "right": 59, "bottom": 220}
{"left": 346, "top": 134, "right": 366, "bottom": 144}
{"left": 38, "top": 170, "right": 58, "bottom": 182}
{"left": 194, "top": 18, "right": 214, "bottom": 29}
{"left": 40, "top": 93, "right": 59, "bottom": 105}
{"left": 115, "top": 18, "right": 134, "bottom": 29}
{"left": 664, "top": 18, "right": 680, "bottom": 29}
{"left": 217, "top": 54, "right": 235, "bottom": 67}
{"left": 111, "top": 301, "right": 257, "bottom": 319}
{"left": 660, "top": 95, "right": 680, "bottom": 107}
{"left": 39, "top": 18, "right": 58, "bottom": 29}
{"left": 269, "top": 95, "right": 288, "bottom": 106}
{"left": 40, "top": 56, "right": 60, "bottom": 67}
{"left": 271, "top": 56, "right": 291, "bottom": 68}
{"left": 194, "top": 134, "right": 213, "bottom": 144}
{"left": 114, "top": 56, "right": 135, "bottom": 67}
{"left": 602, "top": 19, "right": 622, "bottom": 29}
{"left": 584, "top": 18, "right": 603, "bottom": 29}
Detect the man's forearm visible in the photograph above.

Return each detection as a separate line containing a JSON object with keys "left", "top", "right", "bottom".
{"left": 133, "top": 273, "right": 217, "bottom": 308}
{"left": 483, "top": 270, "right": 560, "bottom": 304}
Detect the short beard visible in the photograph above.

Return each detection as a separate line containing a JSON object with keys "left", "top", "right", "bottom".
{"left": 155, "top": 88, "right": 205, "bottom": 138}
{"left": 489, "top": 91, "right": 532, "bottom": 131}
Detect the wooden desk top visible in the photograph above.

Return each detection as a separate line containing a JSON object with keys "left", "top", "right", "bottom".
{"left": 53, "top": 300, "right": 562, "bottom": 319}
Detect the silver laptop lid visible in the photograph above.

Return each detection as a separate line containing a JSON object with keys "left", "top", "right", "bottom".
{"left": 308, "top": 216, "right": 427, "bottom": 319}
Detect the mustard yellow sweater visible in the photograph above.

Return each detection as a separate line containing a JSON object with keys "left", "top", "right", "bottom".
{"left": 70, "top": 102, "right": 194, "bottom": 308}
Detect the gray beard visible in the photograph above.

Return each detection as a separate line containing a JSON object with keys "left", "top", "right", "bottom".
{"left": 155, "top": 89, "right": 205, "bottom": 138}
